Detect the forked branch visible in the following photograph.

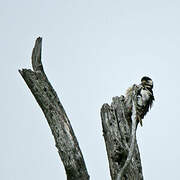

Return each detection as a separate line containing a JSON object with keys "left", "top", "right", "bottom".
{"left": 19, "top": 37, "right": 144, "bottom": 180}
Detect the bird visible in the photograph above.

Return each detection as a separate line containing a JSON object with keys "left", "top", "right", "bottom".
{"left": 125, "top": 76, "right": 155, "bottom": 126}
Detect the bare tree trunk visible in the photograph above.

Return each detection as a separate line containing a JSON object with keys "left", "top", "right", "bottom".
{"left": 101, "top": 96, "right": 143, "bottom": 180}
{"left": 19, "top": 37, "right": 89, "bottom": 180}
{"left": 19, "top": 37, "right": 143, "bottom": 180}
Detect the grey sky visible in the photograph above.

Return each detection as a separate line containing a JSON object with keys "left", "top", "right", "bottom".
{"left": 1, "top": 0, "right": 180, "bottom": 179}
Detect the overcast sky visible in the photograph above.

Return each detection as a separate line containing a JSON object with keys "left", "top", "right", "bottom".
{"left": 1, "top": 0, "right": 180, "bottom": 179}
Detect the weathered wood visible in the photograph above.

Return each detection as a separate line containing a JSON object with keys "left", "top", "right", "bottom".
{"left": 20, "top": 37, "right": 145, "bottom": 180}
{"left": 101, "top": 96, "right": 143, "bottom": 180}
{"left": 19, "top": 37, "right": 89, "bottom": 180}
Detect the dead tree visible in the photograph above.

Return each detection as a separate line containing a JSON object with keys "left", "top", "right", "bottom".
{"left": 101, "top": 94, "right": 143, "bottom": 180}
{"left": 19, "top": 37, "right": 143, "bottom": 180}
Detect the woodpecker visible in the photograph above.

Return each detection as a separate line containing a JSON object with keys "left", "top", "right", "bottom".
{"left": 116, "top": 77, "right": 155, "bottom": 180}
{"left": 125, "top": 76, "right": 155, "bottom": 126}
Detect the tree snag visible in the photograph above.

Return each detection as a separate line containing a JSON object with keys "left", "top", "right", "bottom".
{"left": 101, "top": 94, "right": 143, "bottom": 180}
{"left": 19, "top": 37, "right": 89, "bottom": 180}
{"left": 19, "top": 37, "right": 144, "bottom": 180}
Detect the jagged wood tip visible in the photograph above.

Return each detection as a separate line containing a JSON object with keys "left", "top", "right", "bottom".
{"left": 31, "top": 37, "right": 44, "bottom": 73}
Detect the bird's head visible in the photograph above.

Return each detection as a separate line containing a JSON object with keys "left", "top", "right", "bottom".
{"left": 141, "top": 76, "right": 153, "bottom": 89}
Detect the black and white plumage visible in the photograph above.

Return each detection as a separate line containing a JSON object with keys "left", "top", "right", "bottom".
{"left": 116, "top": 77, "right": 155, "bottom": 180}
{"left": 125, "top": 76, "right": 155, "bottom": 126}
